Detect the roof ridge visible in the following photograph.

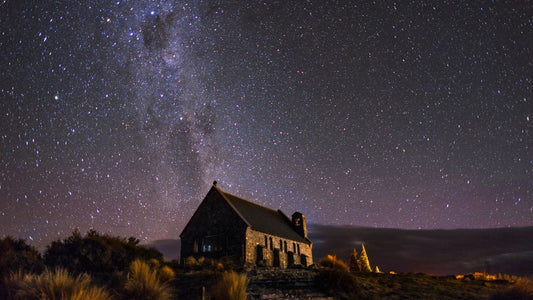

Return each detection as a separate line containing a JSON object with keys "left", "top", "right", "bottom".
{"left": 213, "top": 185, "right": 252, "bottom": 227}
{"left": 221, "top": 190, "right": 280, "bottom": 213}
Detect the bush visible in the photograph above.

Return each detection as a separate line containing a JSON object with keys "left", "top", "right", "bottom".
{"left": 318, "top": 254, "right": 350, "bottom": 273}
{"left": 0, "top": 237, "right": 44, "bottom": 299}
{"left": 123, "top": 259, "right": 173, "bottom": 300}
{"left": 159, "top": 265, "right": 176, "bottom": 283}
{"left": 5, "top": 268, "right": 111, "bottom": 300}
{"left": 184, "top": 256, "right": 199, "bottom": 269}
{"left": 213, "top": 271, "right": 249, "bottom": 300}
{"left": 44, "top": 229, "right": 163, "bottom": 282}
{"left": 0, "top": 237, "right": 43, "bottom": 278}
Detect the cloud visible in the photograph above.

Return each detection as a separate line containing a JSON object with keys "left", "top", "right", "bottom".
{"left": 309, "top": 224, "right": 533, "bottom": 276}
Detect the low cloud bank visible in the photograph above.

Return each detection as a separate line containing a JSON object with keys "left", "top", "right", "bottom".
{"left": 309, "top": 225, "right": 533, "bottom": 276}
{"left": 149, "top": 225, "right": 533, "bottom": 276}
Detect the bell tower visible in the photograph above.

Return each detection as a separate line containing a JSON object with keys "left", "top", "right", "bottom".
{"left": 292, "top": 212, "right": 307, "bottom": 238}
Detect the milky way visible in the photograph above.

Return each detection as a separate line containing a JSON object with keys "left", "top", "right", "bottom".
{"left": 1, "top": 1, "right": 531, "bottom": 248}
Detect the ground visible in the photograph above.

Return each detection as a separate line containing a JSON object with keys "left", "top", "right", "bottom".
{"left": 172, "top": 268, "right": 521, "bottom": 300}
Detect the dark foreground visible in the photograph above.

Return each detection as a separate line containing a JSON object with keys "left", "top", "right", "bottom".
{"left": 173, "top": 269, "right": 527, "bottom": 300}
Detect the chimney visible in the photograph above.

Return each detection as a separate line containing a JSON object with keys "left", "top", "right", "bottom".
{"left": 292, "top": 212, "right": 307, "bottom": 238}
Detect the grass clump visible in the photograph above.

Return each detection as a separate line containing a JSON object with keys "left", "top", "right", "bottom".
{"left": 123, "top": 259, "right": 173, "bottom": 300}
{"left": 5, "top": 268, "right": 111, "bottom": 300}
{"left": 159, "top": 265, "right": 176, "bottom": 283}
{"left": 318, "top": 254, "right": 350, "bottom": 273}
{"left": 213, "top": 271, "right": 249, "bottom": 300}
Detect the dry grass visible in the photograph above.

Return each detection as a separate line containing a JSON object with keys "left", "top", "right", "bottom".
{"left": 5, "top": 268, "right": 111, "bottom": 300}
{"left": 159, "top": 265, "right": 175, "bottom": 283}
{"left": 123, "top": 259, "right": 172, "bottom": 300}
{"left": 213, "top": 271, "right": 249, "bottom": 300}
{"left": 318, "top": 254, "right": 350, "bottom": 273}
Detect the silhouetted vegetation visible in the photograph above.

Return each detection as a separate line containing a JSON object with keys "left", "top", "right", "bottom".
{"left": 0, "top": 237, "right": 43, "bottom": 277}
{"left": 44, "top": 229, "right": 163, "bottom": 283}
{"left": 0, "top": 237, "right": 45, "bottom": 299}
{"left": 349, "top": 248, "right": 358, "bottom": 273}
{"left": 349, "top": 244, "right": 374, "bottom": 273}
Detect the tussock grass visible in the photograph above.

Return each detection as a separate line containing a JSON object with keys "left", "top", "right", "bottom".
{"left": 159, "top": 265, "right": 176, "bottom": 283}
{"left": 123, "top": 259, "right": 172, "bottom": 300}
{"left": 318, "top": 254, "right": 350, "bottom": 273}
{"left": 6, "top": 268, "right": 111, "bottom": 300}
{"left": 213, "top": 271, "right": 249, "bottom": 300}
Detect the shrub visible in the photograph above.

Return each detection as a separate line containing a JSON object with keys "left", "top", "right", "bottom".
{"left": 318, "top": 254, "right": 350, "bottom": 273}
{"left": 159, "top": 265, "right": 176, "bottom": 283}
{"left": 349, "top": 249, "right": 358, "bottom": 273}
{"left": 216, "top": 262, "right": 225, "bottom": 272}
{"left": 0, "top": 237, "right": 43, "bottom": 278}
{"left": 5, "top": 268, "right": 111, "bottom": 300}
{"left": 184, "top": 256, "right": 199, "bottom": 269}
{"left": 123, "top": 259, "right": 172, "bottom": 300}
{"left": 197, "top": 256, "right": 206, "bottom": 265}
{"left": 44, "top": 229, "right": 163, "bottom": 282}
{"left": 213, "top": 271, "right": 249, "bottom": 300}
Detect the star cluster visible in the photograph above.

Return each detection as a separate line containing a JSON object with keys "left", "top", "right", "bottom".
{"left": 1, "top": 0, "right": 531, "bottom": 248}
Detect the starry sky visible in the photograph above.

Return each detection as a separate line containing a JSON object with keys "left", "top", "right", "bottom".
{"left": 1, "top": 0, "right": 532, "bottom": 248}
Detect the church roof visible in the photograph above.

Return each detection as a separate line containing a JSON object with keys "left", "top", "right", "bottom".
{"left": 214, "top": 185, "right": 311, "bottom": 244}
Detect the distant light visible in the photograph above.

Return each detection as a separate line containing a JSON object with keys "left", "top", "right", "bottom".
{"left": 150, "top": 10, "right": 155, "bottom": 15}
{"left": 54, "top": 95, "right": 59, "bottom": 100}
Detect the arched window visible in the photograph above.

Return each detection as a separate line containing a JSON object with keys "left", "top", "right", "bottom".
{"left": 293, "top": 242, "right": 296, "bottom": 253}
{"left": 284, "top": 241, "right": 288, "bottom": 253}
{"left": 269, "top": 237, "right": 273, "bottom": 250}
{"left": 297, "top": 244, "right": 300, "bottom": 254}
{"left": 279, "top": 239, "right": 283, "bottom": 250}
{"left": 264, "top": 235, "right": 268, "bottom": 247}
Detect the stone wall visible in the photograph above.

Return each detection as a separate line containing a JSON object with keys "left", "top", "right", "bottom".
{"left": 245, "top": 228, "right": 313, "bottom": 268}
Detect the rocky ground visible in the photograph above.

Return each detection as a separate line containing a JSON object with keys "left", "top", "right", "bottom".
{"left": 172, "top": 268, "right": 524, "bottom": 300}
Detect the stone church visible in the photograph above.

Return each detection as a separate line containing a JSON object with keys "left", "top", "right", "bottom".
{"left": 180, "top": 181, "right": 313, "bottom": 268}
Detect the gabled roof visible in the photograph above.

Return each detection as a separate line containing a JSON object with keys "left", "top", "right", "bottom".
{"left": 214, "top": 184, "right": 311, "bottom": 244}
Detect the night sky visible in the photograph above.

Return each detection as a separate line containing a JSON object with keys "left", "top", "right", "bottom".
{"left": 1, "top": 1, "right": 531, "bottom": 248}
